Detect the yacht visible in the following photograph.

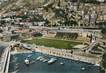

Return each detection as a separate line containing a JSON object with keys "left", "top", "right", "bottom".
{"left": 42, "top": 59, "right": 48, "bottom": 63}
{"left": 48, "top": 58, "right": 57, "bottom": 64}
{"left": 24, "top": 58, "right": 30, "bottom": 65}
{"left": 95, "top": 63, "right": 100, "bottom": 66}
{"left": 27, "top": 54, "right": 32, "bottom": 58}
{"left": 36, "top": 56, "right": 43, "bottom": 61}
{"left": 81, "top": 67, "right": 85, "bottom": 71}
{"left": 60, "top": 62, "right": 64, "bottom": 65}
{"left": 39, "top": 57, "right": 45, "bottom": 61}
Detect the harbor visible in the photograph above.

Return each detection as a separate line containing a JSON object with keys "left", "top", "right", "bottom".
{"left": 7, "top": 42, "right": 103, "bottom": 73}
{"left": 10, "top": 42, "right": 102, "bottom": 65}
{"left": 29, "top": 44, "right": 101, "bottom": 65}
{"left": 9, "top": 51, "right": 101, "bottom": 73}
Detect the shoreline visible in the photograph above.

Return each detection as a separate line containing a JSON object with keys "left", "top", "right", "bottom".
{"left": 33, "top": 46, "right": 101, "bottom": 66}
{"left": 11, "top": 45, "right": 101, "bottom": 66}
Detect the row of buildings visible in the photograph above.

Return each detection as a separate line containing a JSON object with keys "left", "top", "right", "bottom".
{"left": 42, "top": 0, "right": 106, "bottom": 27}
{"left": 0, "top": 0, "right": 106, "bottom": 28}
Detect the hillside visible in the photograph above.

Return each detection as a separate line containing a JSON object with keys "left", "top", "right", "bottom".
{"left": 0, "top": 0, "right": 106, "bottom": 27}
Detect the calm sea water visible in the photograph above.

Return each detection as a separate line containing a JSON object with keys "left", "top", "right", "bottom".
{"left": 9, "top": 52, "right": 101, "bottom": 73}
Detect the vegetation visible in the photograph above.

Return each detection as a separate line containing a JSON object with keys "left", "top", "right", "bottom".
{"left": 21, "top": 37, "right": 82, "bottom": 49}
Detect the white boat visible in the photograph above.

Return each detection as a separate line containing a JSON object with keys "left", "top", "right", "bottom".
{"left": 60, "top": 62, "right": 64, "bottom": 65}
{"left": 40, "top": 57, "right": 45, "bottom": 61}
{"left": 24, "top": 59, "right": 30, "bottom": 65}
{"left": 27, "top": 54, "right": 32, "bottom": 58}
{"left": 42, "top": 59, "right": 48, "bottom": 63}
{"left": 48, "top": 58, "right": 57, "bottom": 64}
{"left": 36, "top": 56, "right": 43, "bottom": 61}
{"left": 81, "top": 67, "right": 85, "bottom": 70}
{"left": 95, "top": 63, "right": 100, "bottom": 66}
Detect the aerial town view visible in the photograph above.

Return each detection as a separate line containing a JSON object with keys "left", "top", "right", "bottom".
{"left": 0, "top": 0, "right": 106, "bottom": 73}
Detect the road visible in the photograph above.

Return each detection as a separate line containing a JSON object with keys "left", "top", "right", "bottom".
{"left": 86, "top": 41, "right": 98, "bottom": 52}
{"left": 0, "top": 41, "right": 10, "bottom": 73}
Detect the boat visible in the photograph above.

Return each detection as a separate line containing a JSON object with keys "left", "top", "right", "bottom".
{"left": 42, "top": 59, "right": 48, "bottom": 63}
{"left": 81, "top": 67, "right": 85, "bottom": 70}
{"left": 36, "top": 56, "right": 48, "bottom": 63}
{"left": 27, "top": 54, "right": 32, "bottom": 58}
{"left": 60, "top": 62, "right": 64, "bottom": 65}
{"left": 48, "top": 58, "right": 57, "bottom": 64}
{"left": 39, "top": 57, "right": 45, "bottom": 61}
{"left": 94, "top": 63, "right": 100, "bottom": 66}
{"left": 24, "top": 59, "right": 30, "bottom": 65}
{"left": 36, "top": 56, "right": 43, "bottom": 61}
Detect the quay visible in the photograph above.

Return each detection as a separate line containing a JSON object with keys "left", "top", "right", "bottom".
{"left": 32, "top": 45, "right": 101, "bottom": 65}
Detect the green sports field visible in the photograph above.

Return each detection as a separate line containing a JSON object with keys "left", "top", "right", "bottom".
{"left": 22, "top": 37, "right": 82, "bottom": 49}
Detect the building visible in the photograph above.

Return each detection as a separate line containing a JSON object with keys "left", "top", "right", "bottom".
{"left": 67, "top": 0, "right": 106, "bottom": 27}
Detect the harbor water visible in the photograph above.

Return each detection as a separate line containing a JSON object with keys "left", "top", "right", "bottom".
{"left": 9, "top": 52, "right": 101, "bottom": 73}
